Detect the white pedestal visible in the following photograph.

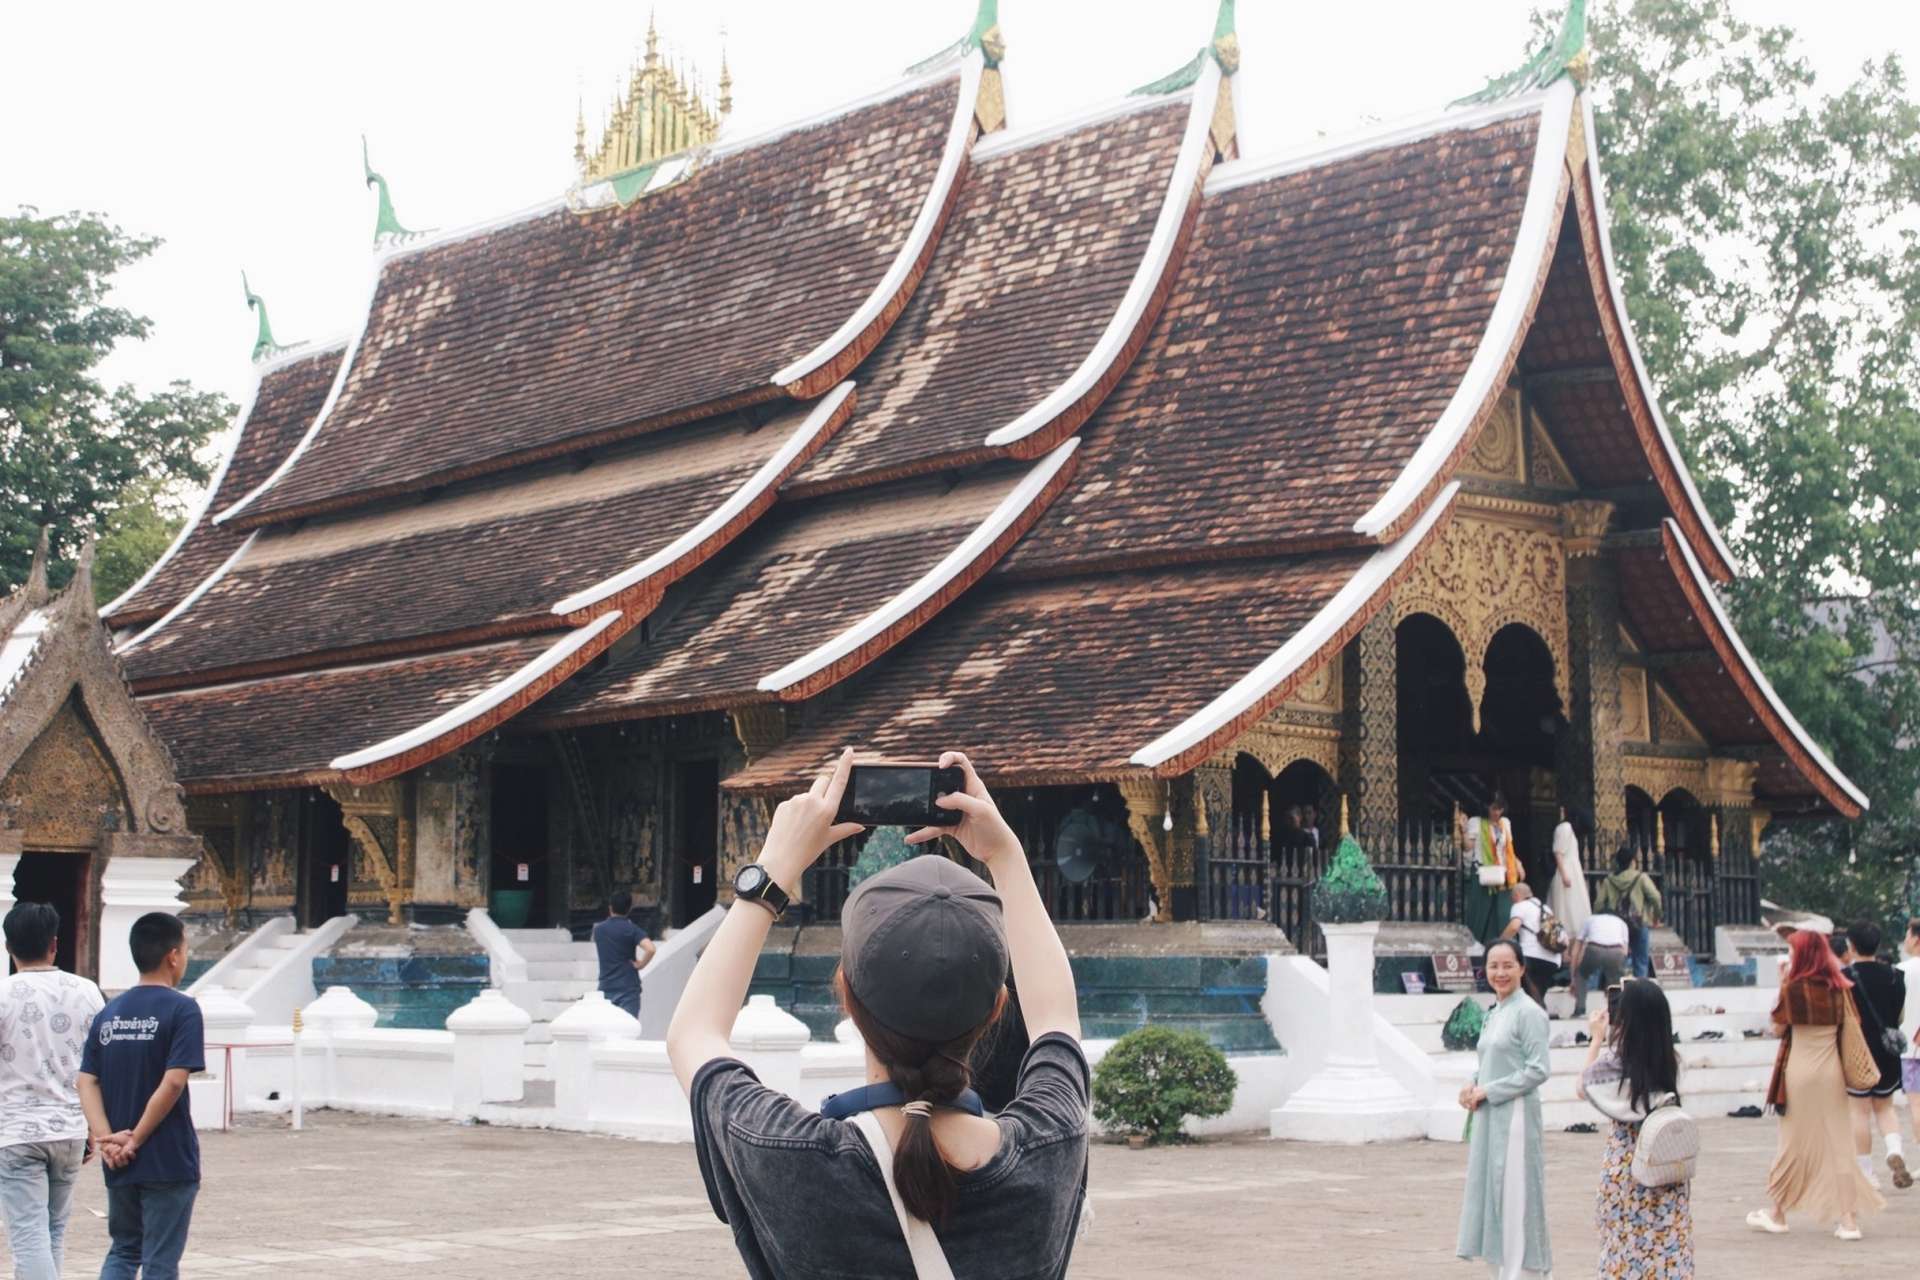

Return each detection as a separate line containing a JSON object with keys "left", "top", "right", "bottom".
{"left": 550, "top": 991, "right": 639, "bottom": 1121}
{"left": 448, "top": 989, "right": 533, "bottom": 1110}
{"left": 1271, "top": 921, "right": 1427, "bottom": 1143}
{"left": 96, "top": 857, "right": 198, "bottom": 991}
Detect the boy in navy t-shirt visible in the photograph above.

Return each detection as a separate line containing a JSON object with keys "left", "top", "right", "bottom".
{"left": 78, "top": 912, "right": 204, "bottom": 1280}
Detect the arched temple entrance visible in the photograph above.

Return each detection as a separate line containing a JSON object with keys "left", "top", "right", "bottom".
{"left": 1625, "top": 784, "right": 1715, "bottom": 956}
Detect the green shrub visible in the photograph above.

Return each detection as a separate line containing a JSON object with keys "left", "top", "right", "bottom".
{"left": 1092, "top": 1026, "right": 1236, "bottom": 1143}
{"left": 1310, "top": 832, "right": 1390, "bottom": 924}
{"left": 1441, "top": 996, "right": 1486, "bottom": 1052}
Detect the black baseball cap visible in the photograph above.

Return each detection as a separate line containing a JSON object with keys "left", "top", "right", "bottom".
{"left": 841, "top": 855, "right": 1009, "bottom": 1043}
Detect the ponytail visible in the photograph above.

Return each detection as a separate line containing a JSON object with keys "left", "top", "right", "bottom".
{"left": 840, "top": 975, "right": 1004, "bottom": 1226}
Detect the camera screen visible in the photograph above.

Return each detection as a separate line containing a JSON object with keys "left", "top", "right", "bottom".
{"left": 851, "top": 767, "right": 932, "bottom": 825}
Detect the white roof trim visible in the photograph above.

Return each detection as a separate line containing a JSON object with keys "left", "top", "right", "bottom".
{"left": 756, "top": 438, "right": 1080, "bottom": 694}
{"left": 1663, "top": 519, "right": 1868, "bottom": 812}
{"left": 981, "top": 61, "right": 1220, "bottom": 450}
{"left": 1351, "top": 80, "right": 1576, "bottom": 540}
{"left": 1130, "top": 482, "right": 1460, "bottom": 769}
{"left": 213, "top": 257, "right": 388, "bottom": 526}
{"left": 770, "top": 53, "right": 984, "bottom": 389}
{"left": 0, "top": 609, "right": 50, "bottom": 709}
{"left": 99, "top": 342, "right": 345, "bottom": 619}
{"left": 548, "top": 381, "right": 856, "bottom": 617}
{"left": 708, "top": 58, "right": 965, "bottom": 162}
{"left": 328, "top": 611, "right": 622, "bottom": 772}
{"left": 250, "top": 337, "right": 350, "bottom": 377}
{"left": 1581, "top": 97, "right": 1737, "bottom": 573}
{"left": 969, "top": 89, "right": 1188, "bottom": 162}
{"left": 1205, "top": 90, "right": 1552, "bottom": 195}
{"left": 114, "top": 532, "right": 258, "bottom": 655}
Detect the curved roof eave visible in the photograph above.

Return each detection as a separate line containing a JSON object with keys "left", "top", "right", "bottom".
{"left": 329, "top": 611, "right": 624, "bottom": 783}
{"left": 1130, "top": 482, "right": 1463, "bottom": 776}
{"left": 770, "top": 52, "right": 986, "bottom": 396}
{"left": 1658, "top": 520, "right": 1867, "bottom": 817}
{"left": 1575, "top": 95, "right": 1738, "bottom": 584}
{"left": 981, "top": 60, "right": 1222, "bottom": 453}
{"left": 1350, "top": 80, "right": 1576, "bottom": 542}
{"left": 101, "top": 341, "right": 345, "bottom": 620}
{"left": 756, "top": 438, "right": 1082, "bottom": 700}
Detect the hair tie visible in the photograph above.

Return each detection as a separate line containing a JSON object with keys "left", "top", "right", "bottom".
{"left": 900, "top": 1100, "right": 934, "bottom": 1120}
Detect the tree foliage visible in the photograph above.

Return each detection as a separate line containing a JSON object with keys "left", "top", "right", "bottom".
{"left": 90, "top": 477, "right": 185, "bottom": 605}
{"left": 1, "top": 207, "right": 232, "bottom": 592}
{"left": 1562, "top": 2, "right": 1920, "bottom": 915}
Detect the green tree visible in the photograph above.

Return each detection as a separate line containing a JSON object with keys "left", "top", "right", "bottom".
{"left": 90, "top": 476, "right": 186, "bottom": 605}
{"left": 1, "top": 207, "right": 232, "bottom": 591}
{"left": 1550, "top": 2, "right": 1920, "bottom": 916}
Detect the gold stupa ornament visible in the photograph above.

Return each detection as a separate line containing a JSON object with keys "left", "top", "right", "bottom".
{"left": 577, "top": 13, "right": 731, "bottom": 185}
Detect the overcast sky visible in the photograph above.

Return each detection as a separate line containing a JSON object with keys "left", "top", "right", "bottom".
{"left": 6, "top": 1, "right": 1916, "bottom": 471}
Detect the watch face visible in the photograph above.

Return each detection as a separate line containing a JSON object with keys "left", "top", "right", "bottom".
{"left": 736, "top": 864, "right": 767, "bottom": 894}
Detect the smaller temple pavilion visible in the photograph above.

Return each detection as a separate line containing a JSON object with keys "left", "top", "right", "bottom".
{"left": 74, "top": 2, "right": 1864, "bottom": 1014}
{"left": 0, "top": 535, "right": 201, "bottom": 989}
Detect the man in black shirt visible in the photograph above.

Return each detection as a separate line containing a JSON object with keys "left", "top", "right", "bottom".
{"left": 591, "top": 891, "right": 655, "bottom": 1020}
{"left": 1843, "top": 919, "right": 1910, "bottom": 1190}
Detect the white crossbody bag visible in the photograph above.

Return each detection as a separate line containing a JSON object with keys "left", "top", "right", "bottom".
{"left": 850, "top": 1110, "right": 956, "bottom": 1280}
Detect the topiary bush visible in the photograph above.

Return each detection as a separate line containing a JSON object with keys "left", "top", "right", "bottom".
{"left": 1441, "top": 996, "right": 1486, "bottom": 1052}
{"left": 1310, "top": 833, "right": 1390, "bottom": 924}
{"left": 848, "top": 826, "right": 916, "bottom": 888}
{"left": 1092, "top": 1026, "right": 1236, "bottom": 1144}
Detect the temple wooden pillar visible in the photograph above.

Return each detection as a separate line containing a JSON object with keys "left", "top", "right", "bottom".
{"left": 1559, "top": 502, "right": 1627, "bottom": 855}
{"left": 1339, "top": 612, "right": 1398, "bottom": 852}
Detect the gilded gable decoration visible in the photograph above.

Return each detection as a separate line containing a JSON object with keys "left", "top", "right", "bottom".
{"left": 1622, "top": 754, "right": 1706, "bottom": 807}
{"left": 1653, "top": 684, "right": 1708, "bottom": 747}
{"left": 1388, "top": 497, "right": 1571, "bottom": 732}
{"left": 1463, "top": 389, "right": 1525, "bottom": 483}
{"left": 1527, "top": 414, "right": 1578, "bottom": 490}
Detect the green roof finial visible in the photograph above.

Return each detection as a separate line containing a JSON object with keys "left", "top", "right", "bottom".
{"left": 907, "top": 0, "right": 1005, "bottom": 74}
{"left": 1453, "top": 0, "right": 1588, "bottom": 106}
{"left": 242, "top": 272, "right": 288, "bottom": 362}
{"left": 362, "top": 135, "right": 423, "bottom": 247}
{"left": 1132, "top": 0, "right": 1239, "bottom": 97}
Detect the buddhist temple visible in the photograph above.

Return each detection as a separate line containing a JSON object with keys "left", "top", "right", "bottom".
{"left": 88, "top": 2, "right": 1861, "bottom": 1012}
{"left": 1, "top": 534, "right": 203, "bottom": 988}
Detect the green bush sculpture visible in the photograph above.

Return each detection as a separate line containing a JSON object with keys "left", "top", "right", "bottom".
{"left": 1441, "top": 996, "right": 1487, "bottom": 1052}
{"left": 1092, "top": 1026, "right": 1237, "bottom": 1144}
{"left": 848, "top": 826, "right": 916, "bottom": 888}
{"left": 1310, "top": 832, "right": 1390, "bottom": 924}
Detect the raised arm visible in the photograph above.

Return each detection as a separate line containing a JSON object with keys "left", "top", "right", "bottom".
{"left": 667, "top": 749, "right": 864, "bottom": 1093}
{"left": 907, "top": 752, "right": 1079, "bottom": 1042}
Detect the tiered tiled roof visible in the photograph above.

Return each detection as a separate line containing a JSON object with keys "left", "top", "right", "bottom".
{"left": 100, "top": 345, "right": 342, "bottom": 628}
{"left": 218, "top": 70, "right": 976, "bottom": 530}
{"left": 128, "top": 39, "right": 1861, "bottom": 815}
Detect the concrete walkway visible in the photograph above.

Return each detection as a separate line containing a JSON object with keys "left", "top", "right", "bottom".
{"left": 8, "top": 1114, "right": 1912, "bottom": 1277}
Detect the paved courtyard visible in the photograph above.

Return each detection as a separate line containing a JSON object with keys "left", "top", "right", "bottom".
{"left": 6, "top": 1113, "right": 1913, "bottom": 1277}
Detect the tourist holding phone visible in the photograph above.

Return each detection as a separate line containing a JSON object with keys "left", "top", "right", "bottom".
{"left": 667, "top": 749, "right": 1088, "bottom": 1279}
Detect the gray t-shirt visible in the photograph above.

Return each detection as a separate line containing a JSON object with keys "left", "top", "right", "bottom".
{"left": 691, "top": 1032, "right": 1090, "bottom": 1280}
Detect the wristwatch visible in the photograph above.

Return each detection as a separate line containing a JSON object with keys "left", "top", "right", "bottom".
{"left": 733, "top": 863, "right": 790, "bottom": 920}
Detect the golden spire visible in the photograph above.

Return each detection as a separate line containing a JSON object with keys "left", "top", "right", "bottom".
{"left": 573, "top": 95, "right": 586, "bottom": 169}
{"left": 576, "top": 16, "right": 726, "bottom": 184}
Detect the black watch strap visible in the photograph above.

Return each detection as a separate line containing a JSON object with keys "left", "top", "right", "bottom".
{"left": 736, "top": 864, "right": 790, "bottom": 919}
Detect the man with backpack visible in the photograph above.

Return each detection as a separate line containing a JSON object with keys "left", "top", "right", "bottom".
{"left": 1501, "top": 883, "right": 1566, "bottom": 1009}
{"left": 1595, "top": 844, "right": 1663, "bottom": 979}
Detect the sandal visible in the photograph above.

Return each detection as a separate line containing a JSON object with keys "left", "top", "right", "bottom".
{"left": 1564, "top": 1122, "right": 1597, "bottom": 1134}
{"left": 1727, "top": 1105, "right": 1763, "bottom": 1118}
{"left": 1890, "top": 1153, "right": 1913, "bottom": 1190}
{"left": 1835, "top": 1224, "right": 1863, "bottom": 1241}
{"left": 1745, "top": 1210, "right": 1789, "bottom": 1234}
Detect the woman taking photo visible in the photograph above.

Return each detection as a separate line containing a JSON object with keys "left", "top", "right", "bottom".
{"left": 1749, "top": 929, "right": 1884, "bottom": 1241}
{"left": 668, "top": 750, "right": 1088, "bottom": 1279}
{"left": 1457, "top": 938, "right": 1553, "bottom": 1279}
{"left": 1579, "top": 979, "right": 1692, "bottom": 1275}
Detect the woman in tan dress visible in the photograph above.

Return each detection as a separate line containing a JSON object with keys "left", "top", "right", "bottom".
{"left": 1749, "top": 930, "right": 1885, "bottom": 1240}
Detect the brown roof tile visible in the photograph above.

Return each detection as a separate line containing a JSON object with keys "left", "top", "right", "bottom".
{"left": 227, "top": 76, "right": 963, "bottom": 528}
{"left": 139, "top": 636, "right": 556, "bottom": 788}
{"left": 537, "top": 467, "right": 1041, "bottom": 721}
{"left": 121, "top": 408, "right": 821, "bottom": 687}
{"left": 791, "top": 100, "right": 1189, "bottom": 493}
{"left": 103, "top": 347, "right": 342, "bottom": 625}
{"left": 725, "top": 553, "right": 1369, "bottom": 791}
{"left": 1003, "top": 112, "right": 1541, "bottom": 575}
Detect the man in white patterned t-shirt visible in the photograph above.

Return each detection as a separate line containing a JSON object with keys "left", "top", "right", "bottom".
{"left": 0, "top": 901, "right": 105, "bottom": 1280}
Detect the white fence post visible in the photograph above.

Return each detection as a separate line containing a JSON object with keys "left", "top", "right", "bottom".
{"left": 448, "top": 989, "right": 533, "bottom": 1115}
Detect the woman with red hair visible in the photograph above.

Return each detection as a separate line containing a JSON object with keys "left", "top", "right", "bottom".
{"left": 1749, "top": 930, "right": 1885, "bottom": 1240}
